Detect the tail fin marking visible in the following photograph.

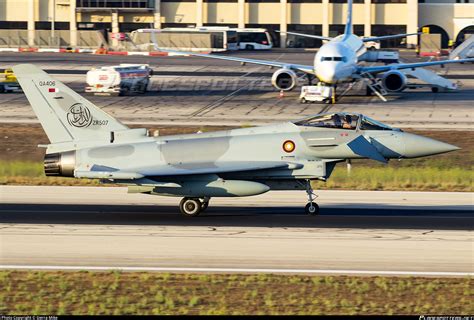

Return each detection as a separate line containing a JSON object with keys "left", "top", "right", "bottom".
{"left": 13, "top": 64, "right": 128, "bottom": 144}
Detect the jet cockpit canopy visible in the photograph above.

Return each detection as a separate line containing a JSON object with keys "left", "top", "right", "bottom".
{"left": 293, "top": 112, "right": 398, "bottom": 131}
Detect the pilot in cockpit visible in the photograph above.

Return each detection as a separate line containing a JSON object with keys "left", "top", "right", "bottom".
{"left": 342, "top": 115, "right": 352, "bottom": 129}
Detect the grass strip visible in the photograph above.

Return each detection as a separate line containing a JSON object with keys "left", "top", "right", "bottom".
{"left": 0, "top": 271, "right": 471, "bottom": 315}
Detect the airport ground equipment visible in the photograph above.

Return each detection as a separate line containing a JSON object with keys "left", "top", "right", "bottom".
{"left": 401, "top": 66, "right": 458, "bottom": 93}
{"left": 14, "top": 64, "right": 460, "bottom": 217}
{"left": 0, "top": 68, "right": 21, "bottom": 93}
{"left": 363, "top": 39, "right": 380, "bottom": 51}
{"left": 449, "top": 35, "right": 474, "bottom": 60}
{"left": 299, "top": 85, "right": 334, "bottom": 103}
{"left": 85, "top": 64, "right": 152, "bottom": 96}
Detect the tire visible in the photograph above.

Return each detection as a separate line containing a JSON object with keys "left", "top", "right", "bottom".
{"left": 245, "top": 45, "right": 254, "bottom": 50}
{"left": 301, "top": 98, "right": 306, "bottom": 104}
{"left": 119, "top": 86, "right": 129, "bottom": 96}
{"left": 0, "top": 85, "right": 4, "bottom": 93}
{"left": 431, "top": 87, "right": 439, "bottom": 93}
{"left": 179, "top": 198, "right": 202, "bottom": 217}
{"left": 305, "top": 202, "right": 320, "bottom": 216}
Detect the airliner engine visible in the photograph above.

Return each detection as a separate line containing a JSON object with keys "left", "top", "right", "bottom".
{"left": 381, "top": 70, "right": 407, "bottom": 92}
{"left": 271, "top": 68, "right": 298, "bottom": 91}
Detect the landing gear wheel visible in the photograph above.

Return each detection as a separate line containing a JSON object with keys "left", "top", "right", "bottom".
{"left": 304, "top": 179, "right": 320, "bottom": 216}
{"left": 179, "top": 197, "right": 202, "bottom": 217}
{"left": 305, "top": 202, "right": 320, "bottom": 215}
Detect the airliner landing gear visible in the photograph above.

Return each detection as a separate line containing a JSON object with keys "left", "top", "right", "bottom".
{"left": 201, "top": 197, "right": 210, "bottom": 211}
{"left": 305, "top": 180, "right": 320, "bottom": 216}
{"left": 179, "top": 197, "right": 211, "bottom": 217}
{"left": 331, "top": 85, "right": 337, "bottom": 104}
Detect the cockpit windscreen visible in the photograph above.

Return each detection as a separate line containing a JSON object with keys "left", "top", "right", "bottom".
{"left": 294, "top": 113, "right": 359, "bottom": 130}
{"left": 360, "top": 116, "right": 394, "bottom": 131}
{"left": 294, "top": 113, "right": 395, "bottom": 131}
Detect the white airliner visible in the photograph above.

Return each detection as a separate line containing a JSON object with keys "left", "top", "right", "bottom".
{"left": 138, "top": 0, "right": 473, "bottom": 102}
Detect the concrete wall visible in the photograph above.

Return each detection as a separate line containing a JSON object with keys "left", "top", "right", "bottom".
{"left": 205, "top": 3, "right": 239, "bottom": 24}
{"left": 419, "top": 3, "right": 474, "bottom": 39}
{"left": 289, "top": 3, "right": 324, "bottom": 24}
{"left": 161, "top": 2, "right": 196, "bottom": 24}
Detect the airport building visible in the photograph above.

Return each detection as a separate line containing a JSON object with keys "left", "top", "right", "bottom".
{"left": 0, "top": 0, "right": 472, "bottom": 48}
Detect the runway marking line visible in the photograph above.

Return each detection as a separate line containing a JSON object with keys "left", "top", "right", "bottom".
{"left": 0, "top": 265, "right": 472, "bottom": 277}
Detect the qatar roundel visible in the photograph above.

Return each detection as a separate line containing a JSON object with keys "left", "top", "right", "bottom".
{"left": 282, "top": 140, "right": 296, "bottom": 153}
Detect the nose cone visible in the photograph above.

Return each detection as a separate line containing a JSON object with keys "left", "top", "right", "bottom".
{"left": 403, "top": 133, "right": 460, "bottom": 158}
{"left": 318, "top": 67, "right": 337, "bottom": 84}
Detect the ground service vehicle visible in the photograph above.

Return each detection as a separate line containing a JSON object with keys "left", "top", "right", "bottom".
{"left": 0, "top": 68, "right": 21, "bottom": 93}
{"left": 85, "top": 64, "right": 152, "bottom": 96}
{"left": 138, "top": 27, "right": 239, "bottom": 52}
{"left": 233, "top": 28, "right": 273, "bottom": 50}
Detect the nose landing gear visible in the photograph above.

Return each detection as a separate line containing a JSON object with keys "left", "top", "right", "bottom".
{"left": 305, "top": 180, "right": 320, "bottom": 215}
{"left": 179, "top": 197, "right": 211, "bottom": 217}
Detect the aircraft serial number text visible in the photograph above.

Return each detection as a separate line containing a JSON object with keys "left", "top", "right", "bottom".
{"left": 92, "top": 120, "right": 108, "bottom": 126}
{"left": 39, "top": 81, "right": 55, "bottom": 86}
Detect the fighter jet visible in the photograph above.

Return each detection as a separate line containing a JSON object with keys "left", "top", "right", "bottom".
{"left": 13, "top": 64, "right": 459, "bottom": 216}
{"left": 138, "top": 0, "right": 474, "bottom": 103}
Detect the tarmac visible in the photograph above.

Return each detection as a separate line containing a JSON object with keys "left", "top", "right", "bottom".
{"left": 1, "top": 186, "right": 472, "bottom": 275}
{"left": 1, "top": 51, "right": 473, "bottom": 129}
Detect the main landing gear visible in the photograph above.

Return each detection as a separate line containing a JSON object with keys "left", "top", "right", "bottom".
{"left": 305, "top": 180, "right": 320, "bottom": 216}
{"left": 179, "top": 197, "right": 210, "bottom": 217}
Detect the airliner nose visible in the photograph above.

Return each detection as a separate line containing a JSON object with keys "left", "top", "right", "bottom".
{"left": 319, "top": 68, "right": 337, "bottom": 84}
{"left": 403, "top": 133, "right": 460, "bottom": 158}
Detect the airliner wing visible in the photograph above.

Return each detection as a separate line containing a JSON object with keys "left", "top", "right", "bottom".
{"left": 277, "top": 31, "right": 332, "bottom": 41}
{"left": 162, "top": 49, "right": 315, "bottom": 74}
{"left": 358, "top": 58, "right": 474, "bottom": 74}
{"left": 362, "top": 33, "right": 420, "bottom": 42}
{"left": 138, "top": 29, "right": 315, "bottom": 74}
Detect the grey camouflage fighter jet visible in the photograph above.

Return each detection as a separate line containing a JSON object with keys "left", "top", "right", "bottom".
{"left": 14, "top": 64, "right": 459, "bottom": 216}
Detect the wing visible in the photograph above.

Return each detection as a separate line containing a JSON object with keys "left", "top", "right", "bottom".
{"left": 358, "top": 58, "right": 474, "bottom": 74}
{"left": 277, "top": 31, "right": 332, "bottom": 41}
{"left": 140, "top": 161, "right": 300, "bottom": 177}
{"left": 137, "top": 29, "right": 315, "bottom": 74}
{"left": 362, "top": 33, "right": 420, "bottom": 42}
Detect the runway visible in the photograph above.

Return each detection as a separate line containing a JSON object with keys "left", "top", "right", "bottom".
{"left": 1, "top": 186, "right": 472, "bottom": 275}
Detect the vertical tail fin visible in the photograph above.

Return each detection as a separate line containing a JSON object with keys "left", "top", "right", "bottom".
{"left": 13, "top": 64, "right": 128, "bottom": 144}
{"left": 343, "top": 0, "right": 353, "bottom": 36}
